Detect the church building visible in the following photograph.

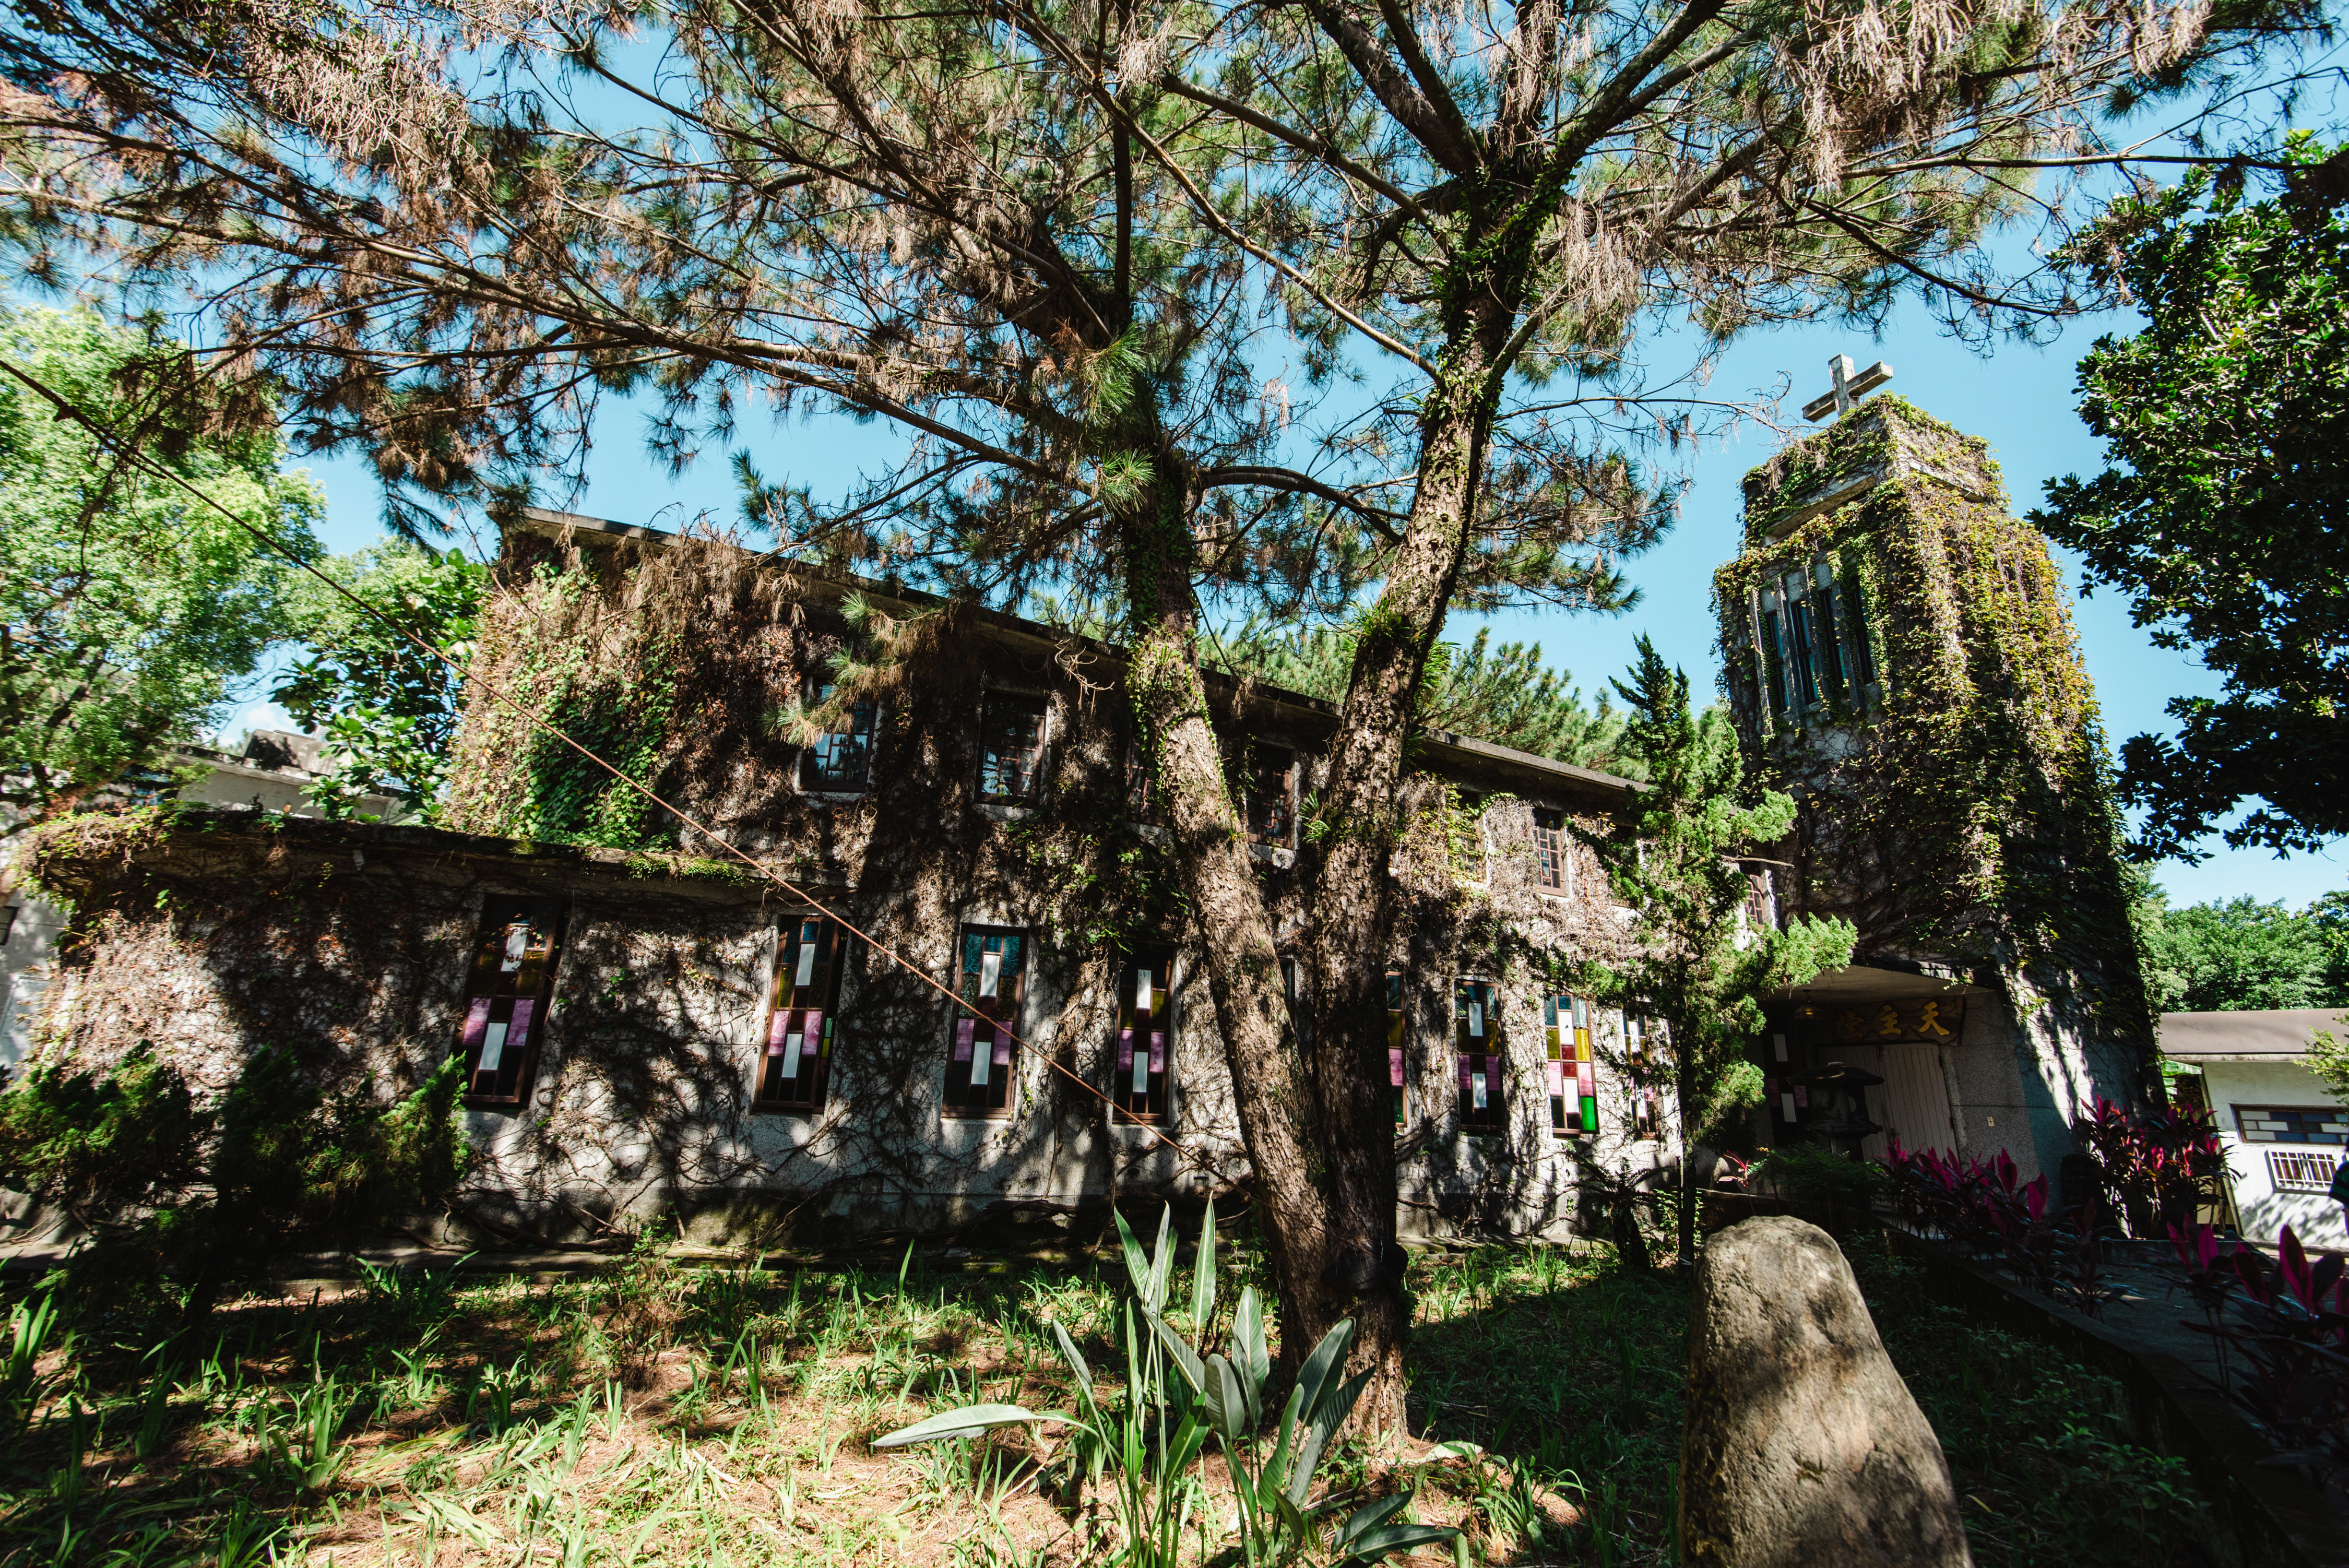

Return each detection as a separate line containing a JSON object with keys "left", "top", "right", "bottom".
{"left": 1715, "top": 363, "right": 2156, "bottom": 1191}
{"left": 0, "top": 362, "right": 2153, "bottom": 1248}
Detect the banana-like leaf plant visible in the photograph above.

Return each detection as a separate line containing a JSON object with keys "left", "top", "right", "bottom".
{"left": 873, "top": 1201, "right": 1454, "bottom": 1566}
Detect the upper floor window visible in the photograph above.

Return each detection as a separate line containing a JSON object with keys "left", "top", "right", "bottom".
{"left": 1113, "top": 949, "right": 1174, "bottom": 1123}
{"left": 945, "top": 925, "right": 1026, "bottom": 1117}
{"left": 1546, "top": 993, "right": 1595, "bottom": 1137}
{"left": 1241, "top": 744, "right": 1295, "bottom": 847}
{"left": 978, "top": 692, "right": 1048, "bottom": 802}
{"left": 1455, "top": 978, "right": 1505, "bottom": 1135}
{"left": 800, "top": 681, "right": 878, "bottom": 792}
{"left": 1533, "top": 809, "right": 1569, "bottom": 893}
{"left": 1782, "top": 570, "right": 1820, "bottom": 707}
{"left": 456, "top": 897, "right": 564, "bottom": 1106}
{"left": 755, "top": 914, "right": 845, "bottom": 1113}
{"left": 1839, "top": 569, "right": 1877, "bottom": 690}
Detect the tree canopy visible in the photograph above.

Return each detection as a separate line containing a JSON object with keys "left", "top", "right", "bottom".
{"left": 0, "top": 305, "right": 321, "bottom": 822}
{"left": 1593, "top": 635, "right": 1854, "bottom": 1264}
{"left": 2039, "top": 135, "right": 2349, "bottom": 862}
{"left": 0, "top": 0, "right": 2320, "bottom": 1428}
{"left": 1214, "top": 622, "right": 1636, "bottom": 776}
{"left": 274, "top": 541, "right": 487, "bottom": 820}
{"left": 2134, "top": 882, "right": 2349, "bottom": 1013}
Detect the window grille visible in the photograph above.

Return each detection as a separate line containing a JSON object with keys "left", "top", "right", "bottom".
{"left": 1533, "top": 809, "right": 1569, "bottom": 893}
{"left": 2269, "top": 1148, "right": 2341, "bottom": 1193}
{"left": 945, "top": 926, "right": 1026, "bottom": 1116}
{"left": 977, "top": 693, "right": 1048, "bottom": 801}
{"left": 1455, "top": 979, "right": 1505, "bottom": 1134}
{"left": 1113, "top": 949, "right": 1174, "bottom": 1123}
{"left": 455, "top": 897, "right": 564, "bottom": 1105}
{"left": 755, "top": 915, "right": 845, "bottom": 1112}
{"left": 799, "top": 681, "right": 877, "bottom": 791}
{"left": 1545, "top": 994, "right": 1597, "bottom": 1136}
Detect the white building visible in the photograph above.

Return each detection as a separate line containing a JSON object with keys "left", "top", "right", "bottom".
{"left": 2163, "top": 1007, "right": 2349, "bottom": 1248}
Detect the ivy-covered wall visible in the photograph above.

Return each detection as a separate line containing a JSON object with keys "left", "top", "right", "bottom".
{"left": 11, "top": 517, "right": 1666, "bottom": 1243}
{"left": 1714, "top": 397, "right": 2155, "bottom": 1170}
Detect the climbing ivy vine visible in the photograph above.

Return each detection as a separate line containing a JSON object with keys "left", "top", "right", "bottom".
{"left": 1714, "top": 399, "right": 2150, "bottom": 1046}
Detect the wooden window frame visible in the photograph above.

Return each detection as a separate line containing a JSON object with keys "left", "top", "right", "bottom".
{"left": 1454, "top": 978, "right": 1506, "bottom": 1135}
{"left": 1783, "top": 574, "right": 1821, "bottom": 707}
{"left": 1809, "top": 564, "right": 1849, "bottom": 706}
{"left": 1532, "top": 809, "right": 1569, "bottom": 893}
{"left": 753, "top": 913, "right": 848, "bottom": 1113}
{"left": 1626, "top": 1013, "right": 1661, "bottom": 1141}
{"left": 1840, "top": 571, "right": 1878, "bottom": 690}
{"left": 798, "top": 679, "right": 879, "bottom": 792}
{"left": 977, "top": 692, "right": 1049, "bottom": 802}
{"left": 455, "top": 897, "right": 565, "bottom": 1108}
{"left": 1111, "top": 948, "right": 1176, "bottom": 1124}
{"left": 1125, "top": 741, "right": 1163, "bottom": 824}
{"left": 944, "top": 925, "right": 1028, "bottom": 1119}
{"left": 1241, "top": 743, "right": 1296, "bottom": 848}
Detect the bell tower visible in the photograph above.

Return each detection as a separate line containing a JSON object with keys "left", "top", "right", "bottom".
{"left": 1713, "top": 360, "right": 2155, "bottom": 1185}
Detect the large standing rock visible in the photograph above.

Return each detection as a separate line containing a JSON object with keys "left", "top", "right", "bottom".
{"left": 1680, "top": 1216, "right": 1972, "bottom": 1567}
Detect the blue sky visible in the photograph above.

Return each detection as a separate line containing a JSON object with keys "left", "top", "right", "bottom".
{"left": 233, "top": 289, "right": 2343, "bottom": 913}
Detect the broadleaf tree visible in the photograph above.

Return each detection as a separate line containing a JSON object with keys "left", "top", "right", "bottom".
{"left": 274, "top": 541, "right": 488, "bottom": 820}
{"left": 0, "top": 0, "right": 2321, "bottom": 1426}
{"left": 1592, "top": 637, "right": 1855, "bottom": 1266}
{"left": 0, "top": 304, "right": 321, "bottom": 824}
{"left": 2038, "top": 135, "right": 2349, "bottom": 862}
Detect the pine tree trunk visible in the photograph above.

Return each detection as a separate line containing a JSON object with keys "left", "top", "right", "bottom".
{"left": 1116, "top": 467, "right": 1359, "bottom": 1397}
{"left": 1121, "top": 313, "right": 1515, "bottom": 1435}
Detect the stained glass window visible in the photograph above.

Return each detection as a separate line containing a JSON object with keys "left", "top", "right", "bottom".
{"left": 755, "top": 914, "right": 845, "bottom": 1112}
{"left": 1113, "top": 950, "right": 1174, "bottom": 1123}
{"left": 1545, "top": 994, "right": 1597, "bottom": 1136}
{"left": 1455, "top": 979, "right": 1505, "bottom": 1134}
{"left": 945, "top": 926, "right": 1026, "bottom": 1116}
{"left": 455, "top": 897, "right": 563, "bottom": 1106}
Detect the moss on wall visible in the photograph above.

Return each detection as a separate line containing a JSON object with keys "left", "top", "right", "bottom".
{"left": 1714, "top": 401, "right": 2153, "bottom": 1064}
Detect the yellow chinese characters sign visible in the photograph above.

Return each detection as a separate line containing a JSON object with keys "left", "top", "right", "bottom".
{"left": 1830, "top": 997, "right": 1964, "bottom": 1044}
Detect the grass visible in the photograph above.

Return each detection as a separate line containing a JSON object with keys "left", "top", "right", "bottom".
{"left": 0, "top": 1220, "right": 2212, "bottom": 1567}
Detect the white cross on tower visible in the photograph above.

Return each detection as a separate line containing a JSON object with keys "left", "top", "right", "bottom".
{"left": 1800, "top": 353, "right": 1894, "bottom": 422}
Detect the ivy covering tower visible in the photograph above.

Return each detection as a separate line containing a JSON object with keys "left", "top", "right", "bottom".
{"left": 1713, "top": 368, "right": 2154, "bottom": 1186}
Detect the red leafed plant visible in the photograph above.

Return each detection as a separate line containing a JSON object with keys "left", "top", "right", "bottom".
{"left": 2075, "top": 1097, "right": 2230, "bottom": 1239}
{"left": 2169, "top": 1219, "right": 2349, "bottom": 1481}
{"left": 1883, "top": 1139, "right": 2122, "bottom": 1317}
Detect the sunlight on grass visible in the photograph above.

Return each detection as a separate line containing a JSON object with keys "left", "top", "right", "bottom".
{"left": 0, "top": 1219, "right": 2205, "bottom": 1566}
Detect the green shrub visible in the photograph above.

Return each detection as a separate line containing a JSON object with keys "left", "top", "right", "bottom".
{"left": 1749, "top": 1142, "right": 1890, "bottom": 1206}
{"left": 0, "top": 1046, "right": 470, "bottom": 1316}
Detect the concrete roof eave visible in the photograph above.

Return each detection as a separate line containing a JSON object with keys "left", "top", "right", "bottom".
{"left": 2160, "top": 1006, "right": 2349, "bottom": 1063}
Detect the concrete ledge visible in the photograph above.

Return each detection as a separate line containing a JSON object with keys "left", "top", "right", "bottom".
{"left": 1887, "top": 1228, "right": 2349, "bottom": 1568}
